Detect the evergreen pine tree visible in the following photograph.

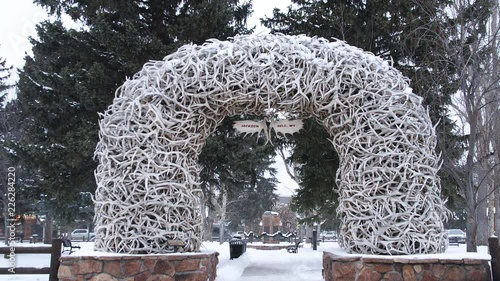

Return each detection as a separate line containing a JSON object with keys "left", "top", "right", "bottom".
{"left": 11, "top": 1, "right": 253, "bottom": 226}
{"left": 286, "top": 118, "right": 339, "bottom": 228}
{"left": 262, "top": 0, "right": 464, "bottom": 224}
{"left": 0, "top": 55, "right": 13, "bottom": 241}
{"left": 0, "top": 55, "right": 13, "bottom": 102}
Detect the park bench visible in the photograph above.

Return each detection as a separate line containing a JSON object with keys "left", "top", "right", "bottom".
{"left": 287, "top": 240, "right": 302, "bottom": 253}
{"left": 166, "top": 239, "right": 186, "bottom": 252}
{"left": 61, "top": 239, "right": 81, "bottom": 254}
{"left": 30, "top": 234, "right": 42, "bottom": 243}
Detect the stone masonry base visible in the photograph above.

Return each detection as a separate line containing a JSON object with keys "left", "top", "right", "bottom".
{"left": 323, "top": 252, "right": 491, "bottom": 281}
{"left": 58, "top": 252, "right": 219, "bottom": 281}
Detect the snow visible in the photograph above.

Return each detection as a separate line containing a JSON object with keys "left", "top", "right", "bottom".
{"left": 0, "top": 240, "right": 491, "bottom": 281}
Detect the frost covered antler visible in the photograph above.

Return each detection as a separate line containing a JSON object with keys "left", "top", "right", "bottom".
{"left": 94, "top": 34, "right": 448, "bottom": 255}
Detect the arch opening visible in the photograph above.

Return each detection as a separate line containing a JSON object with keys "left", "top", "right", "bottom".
{"left": 94, "top": 34, "right": 448, "bottom": 255}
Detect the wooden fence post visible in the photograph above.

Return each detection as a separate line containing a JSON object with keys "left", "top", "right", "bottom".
{"left": 49, "top": 238, "right": 62, "bottom": 281}
{"left": 489, "top": 237, "right": 499, "bottom": 281}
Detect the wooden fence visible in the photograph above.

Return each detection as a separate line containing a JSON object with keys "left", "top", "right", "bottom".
{"left": 0, "top": 238, "right": 61, "bottom": 281}
{"left": 490, "top": 236, "right": 499, "bottom": 281}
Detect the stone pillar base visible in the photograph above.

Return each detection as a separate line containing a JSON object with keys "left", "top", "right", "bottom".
{"left": 323, "top": 251, "right": 491, "bottom": 281}
{"left": 58, "top": 252, "right": 218, "bottom": 281}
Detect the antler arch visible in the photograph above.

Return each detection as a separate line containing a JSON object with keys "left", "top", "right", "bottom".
{"left": 94, "top": 34, "right": 448, "bottom": 255}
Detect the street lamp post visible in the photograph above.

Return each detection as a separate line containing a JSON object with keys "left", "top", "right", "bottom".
{"left": 312, "top": 222, "right": 318, "bottom": 251}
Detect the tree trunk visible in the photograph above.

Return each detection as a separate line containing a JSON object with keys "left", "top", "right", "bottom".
{"left": 494, "top": 164, "right": 500, "bottom": 236}
{"left": 44, "top": 215, "right": 53, "bottom": 244}
{"left": 488, "top": 173, "right": 495, "bottom": 237}
{"left": 495, "top": 186, "right": 500, "bottom": 236}
{"left": 305, "top": 224, "right": 313, "bottom": 244}
{"left": 202, "top": 202, "right": 215, "bottom": 241}
{"left": 488, "top": 190, "right": 495, "bottom": 237}
{"left": 277, "top": 147, "right": 300, "bottom": 185}
{"left": 466, "top": 206, "right": 478, "bottom": 252}
{"left": 476, "top": 181, "right": 489, "bottom": 245}
{"left": 206, "top": 215, "right": 214, "bottom": 241}
{"left": 219, "top": 192, "right": 228, "bottom": 244}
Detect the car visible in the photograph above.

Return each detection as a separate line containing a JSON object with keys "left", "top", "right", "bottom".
{"left": 447, "top": 229, "right": 466, "bottom": 244}
{"left": 71, "top": 229, "right": 95, "bottom": 241}
{"left": 321, "top": 231, "right": 337, "bottom": 241}
{"left": 232, "top": 231, "right": 246, "bottom": 240}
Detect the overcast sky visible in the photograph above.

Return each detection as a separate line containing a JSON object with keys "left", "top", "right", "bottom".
{"left": 0, "top": 0, "right": 291, "bottom": 69}
{"left": 0, "top": 0, "right": 298, "bottom": 197}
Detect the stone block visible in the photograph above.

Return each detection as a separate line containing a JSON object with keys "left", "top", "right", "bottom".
{"left": 134, "top": 272, "right": 153, "bottom": 281}
{"left": 334, "top": 256, "right": 362, "bottom": 262}
{"left": 402, "top": 265, "right": 416, "bottom": 280}
{"left": 142, "top": 258, "right": 158, "bottom": 272}
{"left": 167, "top": 255, "right": 188, "bottom": 261}
{"left": 174, "top": 272, "right": 207, "bottom": 281}
{"left": 103, "top": 261, "right": 122, "bottom": 277}
{"left": 364, "top": 257, "right": 395, "bottom": 264}
{"left": 89, "top": 273, "right": 118, "bottom": 281}
{"left": 467, "top": 267, "right": 487, "bottom": 281}
{"left": 439, "top": 259, "right": 464, "bottom": 264}
{"left": 393, "top": 258, "right": 410, "bottom": 264}
{"left": 443, "top": 266, "right": 465, "bottom": 281}
{"left": 373, "top": 263, "right": 394, "bottom": 273}
{"left": 175, "top": 258, "right": 200, "bottom": 272}
{"left": 421, "top": 270, "right": 438, "bottom": 281}
{"left": 333, "top": 262, "right": 357, "bottom": 280}
{"left": 431, "top": 264, "right": 444, "bottom": 278}
{"left": 75, "top": 260, "right": 103, "bottom": 275}
{"left": 58, "top": 265, "right": 73, "bottom": 279}
{"left": 463, "top": 258, "right": 484, "bottom": 265}
{"left": 358, "top": 267, "right": 382, "bottom": 281}
{"left": 122, "top": 260, "right": 142, "bottom": 276}
{"left": 153, "top": 259, "right": 175, "bottom": 276}
{"left": 382, "top": 271, "right": 403, "bottom": 281}
{"left": 146, "top": 274, "right": 174, "bottom": 281}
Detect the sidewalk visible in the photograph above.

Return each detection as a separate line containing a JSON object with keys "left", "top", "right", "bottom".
{"left": 239, "top": 264, "right": 322, "bottom": 281}
{"left": 215, "top": 242, "right": 326, "bottom": 281}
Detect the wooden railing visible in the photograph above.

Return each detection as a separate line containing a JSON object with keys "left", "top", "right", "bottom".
{"left": 242, "top": 231, "right": 297, "bottom": 243}
{"left": 0, "top": 238, "right": 61, "bottom": 281}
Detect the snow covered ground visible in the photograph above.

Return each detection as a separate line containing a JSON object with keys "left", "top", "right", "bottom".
{"left": 0, "top": 240, "right": 490, "bottom": 281}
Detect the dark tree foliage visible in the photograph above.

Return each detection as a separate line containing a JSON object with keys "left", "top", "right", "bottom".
{"left": 287, "top": 118, "right": 340, "bottom": 228}
{"left": 0, "top": 56, "right": 14, "bottom": 234}
{"left": 10, "top": 0, "right": 253, "bottom": 225}
{"left": 199, "top": 116, "right": 278, "bottom": 231}
{"left": 0, "top": 58, "right": 36, "bottom": 239}
{"left": 262, "top": 0, "right": 464, "bottom": 220}
{"left": 0, "top": 56, "right": 13, "bottom": 100}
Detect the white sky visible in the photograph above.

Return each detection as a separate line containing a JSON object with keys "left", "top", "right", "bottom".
{"left": 0, "top": 0, "right": 292, "bottom": 69}
{"left": 0, "top": 0, "right": 48, "bottom": 69}
{"left": 0, "top": 0, "right": 297, "bottom": 197}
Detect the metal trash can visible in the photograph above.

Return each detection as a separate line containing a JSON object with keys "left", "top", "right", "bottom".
{"left": 229, "top": 238, "right": 246, "bottom": 260}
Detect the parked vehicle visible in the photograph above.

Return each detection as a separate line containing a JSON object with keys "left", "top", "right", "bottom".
{"left": 321, "top": 231, "right": 337, "bottom": 241}
{"left": 71, "top": 229, "right": 95, "bottom": 241}
{"left": 232, "top": 231, "right": 246, "bottom": 239}
{"left": 447, "top": 229, "right": 466, "bottom": 244}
